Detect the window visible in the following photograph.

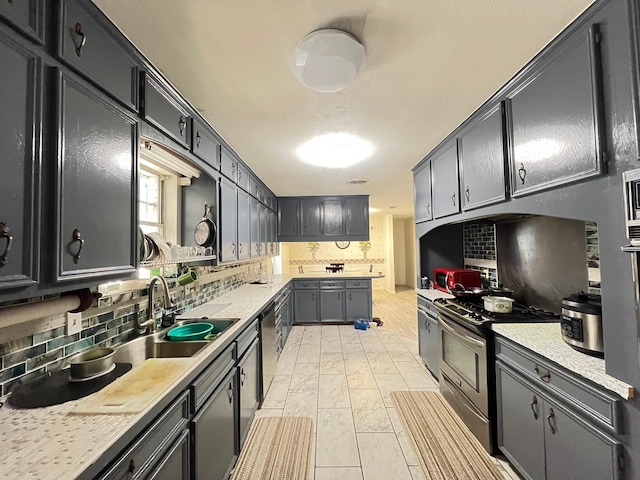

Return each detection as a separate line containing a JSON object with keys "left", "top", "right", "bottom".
{"left": 139, "top": 168, "right": 163, "bottom": 235}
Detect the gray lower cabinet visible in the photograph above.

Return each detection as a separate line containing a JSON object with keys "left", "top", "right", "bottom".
{"left": 192, "top": 369, "right": 238, "bottom": 480}
{"left": 507, "top": 22, "right": 605, "bottom": 197}
{"left": 431, "top": 142, "right": 460, "bottom": 219}
{"left": 58, "top": 0, "right": 138, "bottom": 111}
{"left": 238, "top": 337, "right": 260, "bottom": 449}
{"left": 496, "top": 347, "right": 624, "bottom": 480}
{"left": 146, "top": 429, "right": 190, "bottom": 480}
{"left": 56, "top": 70, "right": 137, "bottom": 282}
{"left": 345, "top": 289, "right": 371, "bottom": 321}
{"left": 459, "top": 103, "right": 507, "bottom": 210}
{"left": 219, "top": 177, "right": 238, "bottom": 262}
{"left": 0, "top": 32, "right": 40, "bottom": 291}
{"left": 0, "top": 0, "right": 44, "bottom": 44}
{"left": 237, "top": 188, "right": 251, "bottom": 261}
{"left": 294, "top": 290, "right": 319, "bottom": 323}
{"left": 320, "top": 290, "right": 345, "bottom": 322}
{"left": 143, "top": 73, "right": 190, "bottom": 149}
{"left": 417, "top": 309, "right": 438, "bottom": 376}
{"left": 413, "top": 160, "right": 432, "bottom": 223}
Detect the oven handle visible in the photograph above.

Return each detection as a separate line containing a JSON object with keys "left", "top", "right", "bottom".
{"left": 439, "top": 316, "right": 485, "bottom": 347}
{"left": 418, "top": 305, "right": 437, "bottom": 320}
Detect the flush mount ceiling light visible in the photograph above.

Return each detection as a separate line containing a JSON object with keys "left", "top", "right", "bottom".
{"left": 297, "top": 133, "right": 374, "bottom": 168}
{"left": 291, "top": 29, "right": 366, "bottom": 92}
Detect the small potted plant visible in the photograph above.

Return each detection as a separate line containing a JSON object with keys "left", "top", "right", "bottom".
{"left": 359, "top": 241, "right": 371, "bottom": 259}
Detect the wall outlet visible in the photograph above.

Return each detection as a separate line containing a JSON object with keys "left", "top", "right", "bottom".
{"left": 66, "top": 312, "right": 82, "bottom": 336}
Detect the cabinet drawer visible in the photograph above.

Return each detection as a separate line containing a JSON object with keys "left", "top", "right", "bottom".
{"left": 100, "top": 390, "right": 190, "bottom": 480}
{"left": 143, "top": 73, "right": 190, "bottom": 148}
{"left": 0, "top": 0, "right": 44, "bottom": 44}
{"left": 221, "top": 147, "right": 237, "bottom": 182}
{"left": 237, "top": 162, "right": 250, "bottom": 192}
{"left": 320, "top": 280, "right": 345, "bottom": 289}
{"left": 495, "top": 336, "right": 622, "bottom": 433}
{"left": 190, "top": 342, "right": 236, "bottom": 412}
{"left": 58, "top": 0, "right": 137, "bottom": 110}
{"left": 294, "top": 280, "right": 319, "bottom": 290}
{"left": 346, "top": 279, "right": 371, "bottom": 289}
{"left": 191, "top": 119, "right": 220, "bottom": 169}
{"left": 237, "top": 319, "right": 259, "bottom": 358}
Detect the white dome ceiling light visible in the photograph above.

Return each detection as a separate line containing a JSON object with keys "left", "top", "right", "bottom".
{"left": 291, "top": 29, "right": 366, "bottom": 92}
{"left": 296, "top": 132, "right": 374, "bottom": 168}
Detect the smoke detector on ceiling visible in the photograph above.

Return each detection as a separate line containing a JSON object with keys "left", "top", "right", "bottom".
{"left": 347, "top": 178, "right": 369, "bottom": 185}
{"left": 291, "top": 29, "right": 366, "bottom": 92}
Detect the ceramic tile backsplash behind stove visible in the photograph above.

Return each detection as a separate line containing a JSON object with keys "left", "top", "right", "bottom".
{"left": 0, "top": 260, "right": 266, "bottom": 398}
{"left": 463, "top": 223, "right": 498, "bottom": 288}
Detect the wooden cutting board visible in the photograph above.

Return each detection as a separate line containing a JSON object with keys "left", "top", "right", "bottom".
{"left": 70, "top": 358, "right": 194, "bottom": 414}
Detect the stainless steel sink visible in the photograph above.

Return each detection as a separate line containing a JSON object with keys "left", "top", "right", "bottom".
{"left": 112, "top": 318, "right": 240, "bottom": 366}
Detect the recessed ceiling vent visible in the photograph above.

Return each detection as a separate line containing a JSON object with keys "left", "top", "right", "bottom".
{"left": 347, "top": 178, "right": 369, "bottom": 185}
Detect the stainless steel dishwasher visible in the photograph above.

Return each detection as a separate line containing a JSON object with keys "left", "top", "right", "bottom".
{"left": 260, "top": 302, "right": 277, "bottom": 400}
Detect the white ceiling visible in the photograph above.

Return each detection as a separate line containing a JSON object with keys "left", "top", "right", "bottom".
{"left": 94, "top": 0, "right": 594, "bottom": 218}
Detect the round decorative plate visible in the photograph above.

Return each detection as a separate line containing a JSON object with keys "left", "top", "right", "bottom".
{"left": 335, "top": 241, "right": 351, "bottom": 249}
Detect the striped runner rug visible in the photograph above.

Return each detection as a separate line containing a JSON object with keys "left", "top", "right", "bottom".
{"left": 231, "top": 416, "right": 313, "bottom": 480}
{"left": 391, "top": 391, "right": 504, "bottom": 480}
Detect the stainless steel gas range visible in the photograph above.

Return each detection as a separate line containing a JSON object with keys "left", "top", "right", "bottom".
{"left": 432, "top": 297, "right": 559, "bottom": 453}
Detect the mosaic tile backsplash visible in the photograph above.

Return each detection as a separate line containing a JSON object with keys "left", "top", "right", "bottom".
{"left": 0, "top": 261, "right": 267, "bottom": 398}
{"left": 463, "top": 223, "right": 498, "bottom": 288}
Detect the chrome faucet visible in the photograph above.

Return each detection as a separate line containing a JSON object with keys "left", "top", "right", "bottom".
{"left": 138, "top": 275, "right": 173, "bottom": 333}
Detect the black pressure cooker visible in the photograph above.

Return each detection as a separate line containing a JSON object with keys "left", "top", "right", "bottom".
{"left": 561, "top": 292, "right": 603, "bottom": 358}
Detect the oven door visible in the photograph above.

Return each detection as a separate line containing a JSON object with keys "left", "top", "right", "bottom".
{"left": 437, "top": 314, "right": 488, "bottom": 417}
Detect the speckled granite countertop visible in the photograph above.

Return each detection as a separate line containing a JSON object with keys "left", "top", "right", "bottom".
{"left": 0, "top": 273, "right": 368, "bottom": 479}
{"left": 416, "top": 288, "right": 454, "bottom": 301}
{"left": 492, "top": 323, "right": 635, "bottom": 400}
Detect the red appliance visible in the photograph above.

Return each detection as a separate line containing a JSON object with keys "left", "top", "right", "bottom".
{"left": 433, "top": 268, "right": 482, "bottom": 292}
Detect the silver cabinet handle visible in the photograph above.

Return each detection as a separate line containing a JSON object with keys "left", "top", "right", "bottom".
{"left": 72, "top": 229, "right": 84, "bottom": 264}
{"left": 451, "top": 192, "right": 456, "bottom": 206}
{"left": 534, "top": 365, "right": 551, "bottom": 382}
{"left": 547, "top": 408, "right": 556, "bottom": 434}
{"left": 0, "top": 222, "right": 14, "bottom": 267}
{"left": 530, "top": 395, "right": 538, "bottom": 420}
{"left": 465, "top": 186, "right": 470, "bottom": 202}
{"left": 178, "top": 116, "right": 186, "bottom": 136}
{"left": 227, "top": 383, "right": 234, "bottom": 403}
{"left": 518, "top": 163, "right": 526, "bottom": 184}
{"left": 74, "top": 23, "right": 87, "bottom": 57}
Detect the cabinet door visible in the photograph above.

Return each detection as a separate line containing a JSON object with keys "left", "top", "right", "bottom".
{"left": 143, "top": 74, "right": 190, "bottom": 148}
{"left": 278, "top": 198, "right": 299, "bottom": 238}
{"left": 192, "top": 119, "right": 220, "bottom": 170}
{"left": 414, "top": 162, "right": 432, "bottom": 222}
{"left": 323, "top": 199, "right": 343, "bottom": 237}
{"left": 57, "top": 71, "right": 137, "bottom": 282}
{"left": 219, "top": 177, "right": 238, "bottom": 262}
{"left": 58, "top": 0, "right": 137, "bottom": 110}
{"left": 345, "top": 289, "right": 370, "bottom": 321}
{"left": 431, "top": 143, "right": 460, "bottom": 219}
{"left": 250, "top": 196, "right": 260, "bottom": 258}
{"left": 417, "top": 309, "right": 429, "bottom": 364}
{"left": 238, "top": 338, "right": 260, "bottom": 450}
{"left": 344, "top": 196, "right": 369, "bottom": 237}
{"left": 544, "top": 397, "right": 623, "bottom": 480}
{"left": 237, "top": 188, "right": 251, "bottom": 260}
{"left": 0, "top": 35, "right": 40, "bottom": 290}
{"left": 426, "top": 317, "right": 439, "bottom": 377}
{"left": 192, "top": 370, "right": 237, "bottom": 480}
{"left": 294, "top": 290, "right": 319, "bottom": 323}
{"left": 320, "top": 290, "right": 345, "bottom": 322}
{"left": 508, "top": 23, "right": 605, "bottom": 197}
{"left": 300, "top": 198, "right": 321, "bottom": 237}
{"left": 0, "top": 0, "right": 44, "bottom": 44}
{"left": 146, "top": 429, "right": 190, "bottom": 480}
{"left": 220, "top": 147, "right": 237, "bottom": 183}
{"left": 259, "top": 203, "right": 268, "bottom": 257}
{"left": 267, "top": 209, "right": 277, "bottom": 256}
{"left": 236, "top": 162, "right": 250, "bottom": 192}
{"left": 459, "top": 104, "right": 507, "bottom": 210}
{"left": 496, "top": 362, "right": 545, "bottom": 480}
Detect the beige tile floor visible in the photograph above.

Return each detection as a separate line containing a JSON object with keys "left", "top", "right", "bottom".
{"left": 257, "top": 324, "right": 521, "bottom": 480}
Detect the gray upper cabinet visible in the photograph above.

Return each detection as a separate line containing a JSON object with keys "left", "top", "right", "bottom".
{"left": 431, "top": 142, "right": 460, "bottom": 219}
{"left": 0, "top": 0, "right": 44, "bottom": 44}
{"left": 267, "top": 209, "right": 277, "bottom": 256}
{"left": 459, "top": 103, "right": 507, "bottom": 210}
{"left": 219, "top": 177, "right": 238, "bottom": 262}
{"left": 0, "top": 33, "right": 41, "bottom": 291}
{"left": 236, "top": 162, "right": 250, "bottom": 192}
{"left": 143, "top": 73, "right": 190, "bottom": 148}
{"left": 507, "top": 22, "right": 605, "bottom": 197}
{"left": 58, "top": 0, "right": 137, "bottom": 111}
{"left": 191, "top": 119, "right": 220, "bottom": 170}
{"left": 344, "top": 196, "right": 368, "bottom": 237}
{"left": 250, "top": 196, "right": 260, "bottom": 258}
{"left": 237, "top": 188, "right": 251, "bottom": 261}
{"left": 259, "top": 203, "right": 268, "bottom": 257}
{"left": 221, "top": 147, "right": 237, "bottom": 183}
{"left": 413, "top": 161, "right": 432, "bottom": 223}
{"left": 278, "top": 198, "right": 299, "bottom": 237}
{"left": 56, "top": 71, "right": 137, "bottom": 282}
{"left": 300, "top": 198, "right": 322, "bottom": 237}
{"left": 323, "top": 199, "right": 343, "bottom": 237}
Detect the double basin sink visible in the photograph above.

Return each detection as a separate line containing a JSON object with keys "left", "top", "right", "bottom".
{"left": 112, "top": 318, "right": 240, "bottom": 367}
